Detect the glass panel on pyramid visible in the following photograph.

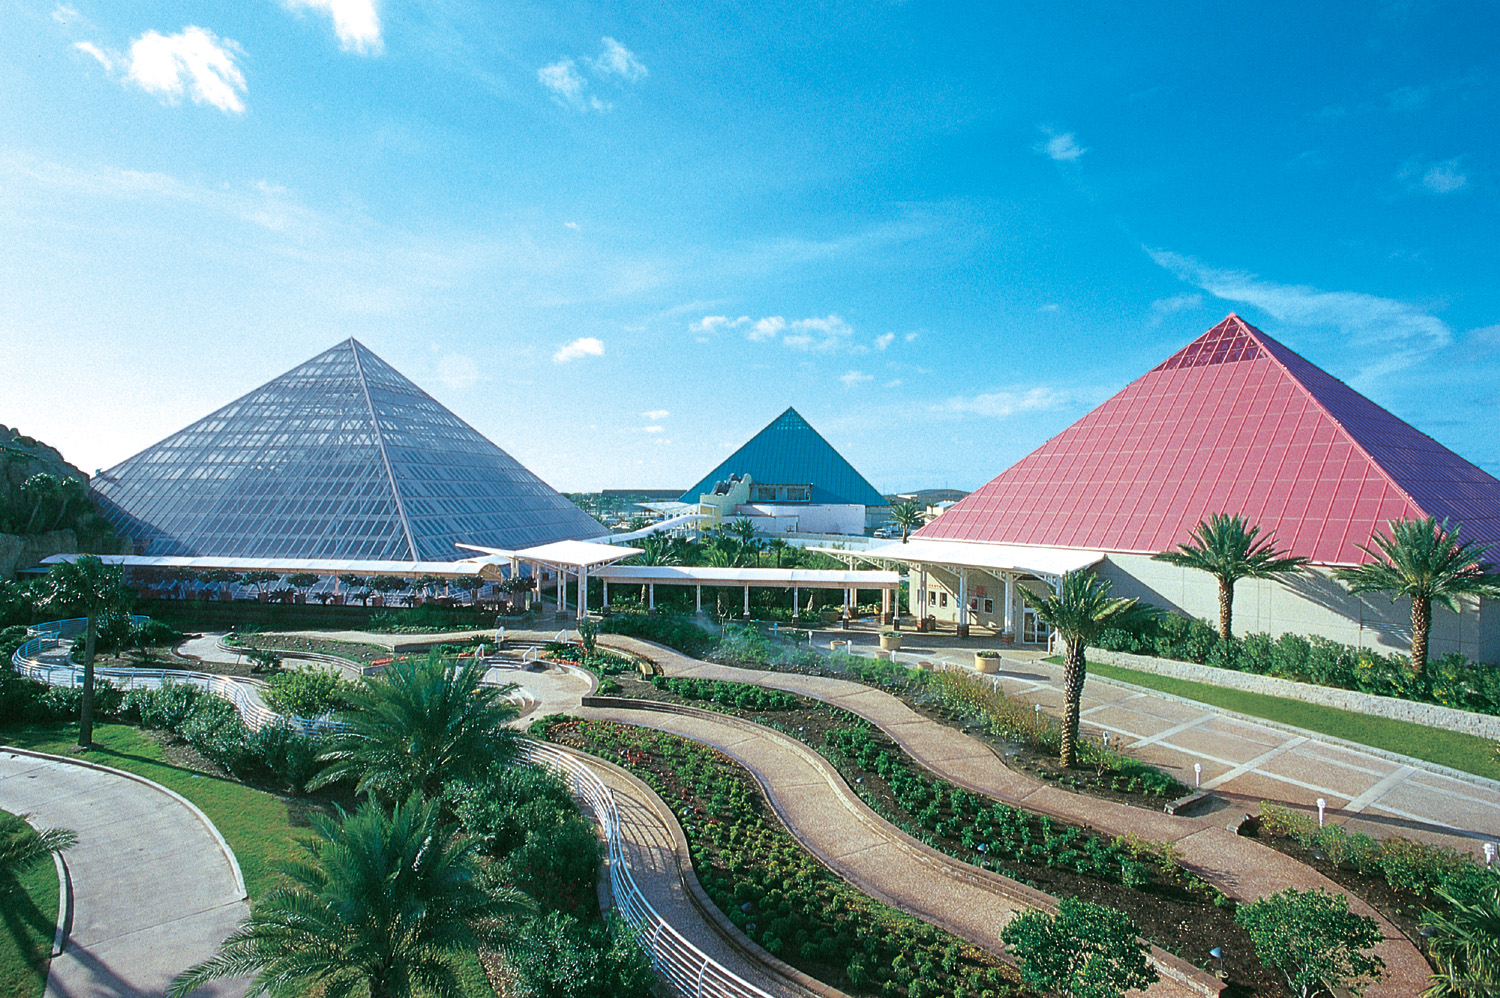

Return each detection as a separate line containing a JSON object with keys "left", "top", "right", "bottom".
{"left": 90, "top": 339, "right": 607, "bottom": 560}
{"left": 679, "top": 407, "right": 886, "bottom": 507}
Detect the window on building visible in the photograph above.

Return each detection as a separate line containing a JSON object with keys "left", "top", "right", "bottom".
{"left": 969, "top": 598, "right": 978, "bottom": 611}
{"left": 928, "top": 591, "right": 936, "bottom": 605}
{"left": 785, "top": 485, "right": 811, "bottom": 502}
{"left": 939, "top": 592, "right": 948, "bottom": 607}
{"left": 984, "top": 598, "right": 994, "bottom": 614}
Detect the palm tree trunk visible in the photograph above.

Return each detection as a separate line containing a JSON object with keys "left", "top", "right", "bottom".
{"left": 78, "top": 614, "right": 97, "bottom": 750}
{"left": 1059, "top": 640, "right": 1087, "bottom": 768}
{"left": 1217, "top": 578, "right": 1234, "bottom": 642}
{"left": 1410, "top": 595, "right": 1431, "bottom": 678}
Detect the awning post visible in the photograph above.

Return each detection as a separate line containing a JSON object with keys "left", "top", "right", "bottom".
{"left": 957, "top": 569, "right": 970, "bottom": 638}
{"left": 743, "top": 584, "right": 750, "bottom": 618}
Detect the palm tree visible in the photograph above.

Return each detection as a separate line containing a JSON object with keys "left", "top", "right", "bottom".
{"left": 1421, "top": 883, "right": 1500, "bottom": 997}
{"left": 1333, "top": 518, "right": 1500, "bottom": 678}
{"left": 312, "top": 654, "right": 520, "bottom": 802}
{"left": 0, "top": 812, "right": 76, "bottom": 897}
{"left": 39, "top": 555, "right": 131, "bottom": 749}
{"left": 767, "top": 537, "right": 789, "bottom": 568}
{"left": 1033, "top": 572, "right": 1151, "bottom": 768}
{"left": 888, "top": 501, "right": 924, "bottom": 543}
{"left": 169, "top": 794, "right": 530, "bottom": 998}
{"left": 1152, "top": 513, "right": 1309, "bottom": 642}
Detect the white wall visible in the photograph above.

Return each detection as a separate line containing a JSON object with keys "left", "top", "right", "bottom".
{"left": 1095, "top": 553, "right": 1499, "bottom": 663}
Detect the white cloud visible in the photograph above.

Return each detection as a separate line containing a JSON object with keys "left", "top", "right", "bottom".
{"left": 553, "top": 336, "right": 605, "bottom": 363}
{"left": 904, "top": 331, "right": 920, "bottom": 343}
{"left": 589, "top": 37, "right": 646, "bottom": 81}
{"left": 935, "top": 387, "right": 1069, "bottom": 419}
{"left": 73, "top": 41, "right": 117, "bottom": 71}
{"left": 126, "top": 27, "right": 247, "bottom": 114}
{"left": 1037, "top": 303, "right": 1060, "bottom": 313}
{"left": 839, "top": 370, "right": 874, "bottom": 387}
{"left": 640, "top": 409, "right": 670, "bottom": 420}
{"left": 783, "top": 314, "right": 854, "bottom": 351}
{"left": 282, "top": 0, "right": 383, "bottom": 55}
{"left": 52, "top": 4, "right": 81, "bottom": 25}
{"left": 538, "top": 58, "right": 608, "bottom": 111}
{"left": 1036, "top": 129, "right": 1086, "bottom": 162}
{"left": 748, "top": 316, "right": 785, "bottom": 341}
{"left": 1148, "top": 249, "right": 1452, "bottom": 384}
{"left": 1149, "top": 292, "right": 1203, "bottom": 321}
{"left": 691, "top": 315, "right": 748, "bottom": 335}
{"left": 873, "top": 332, "right": 895, "bottom": 351}
{"left": 433, "top": 353, "right": 480, "bottom": 390}
{"left": 1420, "top": 159, "right": 1467, "bottom": 193}
{"left": 563, "top": 221, "right": 579, "bottom": 230}
{"left": 641, "top": 425, "right": 665, "bottom": 434}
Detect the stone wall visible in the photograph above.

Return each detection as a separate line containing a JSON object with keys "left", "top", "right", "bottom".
{"left": 1089, "top": 646, "right": 1500, "bottom": 741}
{"left": 0, "top": 529, "right": 78, "bottom": 581}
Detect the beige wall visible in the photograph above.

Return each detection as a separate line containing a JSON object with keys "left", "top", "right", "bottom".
{"left": 909, "top": 552, "right": 1499, "bottom": 662}
{"left": 1094, "top": 552, "right": 1499, "bottom": 663}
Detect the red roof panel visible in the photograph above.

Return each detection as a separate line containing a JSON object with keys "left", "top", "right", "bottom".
{"left": 918, "top": 314, "right": 1500, "bottom": 565}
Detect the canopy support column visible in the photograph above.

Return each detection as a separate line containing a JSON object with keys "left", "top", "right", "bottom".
{"left": 648, "top": 583, "right": 655, "bottom": 611}
{"left": 695, "top": 585, "right": 702, "bottom": 615}
{"left": 578, "top": 565, "right": 588, "bottom": 621}
{"left": 957, "top": 569, "right": 970, "bottom": 638}
{"left": 791, "top": 585, "right": 800, "bottom": 623}
{"left": 743, "top": 585, "right": 750, "bottom": 619}
{"left": 602, "top": 578, "right": 609, "bottom": 609}
{"left": 881, "top": 587, "right": 892, "bottom": 625}
{"left": 1003, "top": 574, "right": 1015, "bottom": 643}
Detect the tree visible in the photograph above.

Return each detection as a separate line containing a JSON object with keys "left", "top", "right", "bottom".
{"left": 0, "top": 812, "right": 76, "bottom": 898}
{"left": 1421, "top": 883, "right": 1500, "bottom": 998}
{"left": 1000, "top": 897, "right": 1158, "bottom": 998}
{"left": 0, "top": 578, "right": 34, "bottom": 629}
{"left": 20, "top": 473, "right": 60, "bottom": 535}
{"left": 1333, "top": 518, "right": 1500, "bottom": 678}
{"left": 239, "top": 570, "right": 282, "bottom": 597}
{"left": 367, "top": 575, "right": 410, "bottom": 604}
{"left": 338, "top": 574, "right": 369, "bottom": 605}
{"left": 313, "top": 654, "right": 520, "bottom": 802}
{"left": 888, "top": 501, "right": 924, "bottom": 543}
{"left": 199, "top": 568, "right": 239, "bottom": 600}
{"left": 1152, "top": 513, "right": 1309, "bottom": 642}
{"left": 169, "top": 794, "right": 530, "bottom": 998}
{"left": 1236, "top": 887, "right": 1384, "bottom": 998}
{"left": 285, "top": 573, "right": 321, "bottom": 601}
{"left": 38, "top": 555, "right": 131, "bottom": 749}
{"left": 415, "top": 574, "right": 445, "bottom": 599}
{"left": 767, "top": 537, "right": 789, "bottom": 568}
{"left": 1032, "top": 572, "right": 1151, "bottom": 767}
{"left": 453, "top": 574, "right": 485, "bottom": 605}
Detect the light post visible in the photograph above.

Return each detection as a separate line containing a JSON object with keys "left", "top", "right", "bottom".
{"left": 1194, "top": 762, "right": 1202, "bottom": 788}
{"left": 1316, "top": 798, "right": 1327, "bottom": 827}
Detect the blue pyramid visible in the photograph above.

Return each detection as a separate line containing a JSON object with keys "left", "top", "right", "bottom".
{"left": 680, "top": 408, "right": 885, "bottom": 507}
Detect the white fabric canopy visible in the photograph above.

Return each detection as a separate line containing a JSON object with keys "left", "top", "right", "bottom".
{"left": 817, "top": 539, "right": 1104, "bottom": 579}
{"left": 593, "top": 565, "right": 899, "bottom": 589}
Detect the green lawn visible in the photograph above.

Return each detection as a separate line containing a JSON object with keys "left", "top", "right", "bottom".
{"left": 0, "top": 723, "right": 494, "bottom": 995}
{"left": 1050, "top": 657, "right": 1500, "bottom": 782}
{"left": 0, "top": 810, "right": 60, "bottom": 998}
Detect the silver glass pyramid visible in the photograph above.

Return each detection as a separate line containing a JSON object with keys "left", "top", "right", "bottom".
{"left": 90, "top": 339, "right": 607, "bottom": 560}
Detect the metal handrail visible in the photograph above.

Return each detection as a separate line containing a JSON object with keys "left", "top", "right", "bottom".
{"left": 522, "top": 742, "right": 776, "bottom": 998}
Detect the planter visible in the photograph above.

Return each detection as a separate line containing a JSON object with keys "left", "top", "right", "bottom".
{"left": 874, "top": 648, "right": 892, "bottom": 661}
{"left": 973, "top": 652, "right": 1000, "bottom": 673}
{"left": 879, "top": 633, "right": 902, "bottom": 651}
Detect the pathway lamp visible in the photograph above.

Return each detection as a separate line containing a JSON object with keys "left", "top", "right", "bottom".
{"left": 1194, "top": 762, "right": 1202, "bottom": 787}
{"left": 1316, "top": 798, "right": 1327, "bottom": 827}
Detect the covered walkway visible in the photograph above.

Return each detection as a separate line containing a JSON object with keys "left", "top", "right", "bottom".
{"left": 593, "top": 564, "right": 900, "bottom": 621}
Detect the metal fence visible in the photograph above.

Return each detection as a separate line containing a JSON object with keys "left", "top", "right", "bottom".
{"left": 523, "top": 742, "right": 778, "bottom": 998}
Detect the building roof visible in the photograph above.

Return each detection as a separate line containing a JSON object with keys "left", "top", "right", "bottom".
{"left": 594, "top": 564, "right": 900, "bottom": 588}
{"left": 679, "top": 408, "right": 886, "bottom": 507}
{"left": 91, "top": 338, "right": 607, "bottom": 562}
{"left": 917, "top": 314, "right": 1500, "bottom": 565}
{"left": 827, "top": 540, "right": 1105, "bottom": 580}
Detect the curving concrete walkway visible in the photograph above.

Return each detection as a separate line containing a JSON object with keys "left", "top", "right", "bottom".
{"left": 0, "top": 749, "right": 249, "bottom": 998}
{"left": 598, "top": 635, "right": 1431, "bottom": 998}
{"left": 579, "top": 700, "right": 1212, "bottom": 998}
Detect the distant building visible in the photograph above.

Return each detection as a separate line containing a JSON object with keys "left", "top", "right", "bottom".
{"left": 682, "top": 408, "right": 887, "bottom": 536}
{"left": 91, "top": 339, "right": 607, "bottom": 561}
{"left": 884, "top": 316, "right": 1500, "bottom": 658}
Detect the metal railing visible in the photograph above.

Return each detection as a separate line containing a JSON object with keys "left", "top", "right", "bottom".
{"left": 523, "top": 742, "right": 777, "bottom": 998}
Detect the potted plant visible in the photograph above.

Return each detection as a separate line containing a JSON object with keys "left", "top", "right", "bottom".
{"left": 879, "top": 630, "right": 902, "bottom": 651}
{"left": 974, "top": 649, "right": 1001, "bottom": 673}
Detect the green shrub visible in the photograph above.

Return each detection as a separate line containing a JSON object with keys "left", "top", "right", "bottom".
{"left": 260, "top": 667, "right": 358, "bottom": 717}
{"left": 1236, "top": 888, "right": 1384, "bottom": 997}
{"left": 654, "top": 675, "right": 802, "bottom": 712}
{"left": 506, "top": 911, "right": 655, "bottom": 998}
{"left": 597, "top": 612, "right": 716, "bottom": 658}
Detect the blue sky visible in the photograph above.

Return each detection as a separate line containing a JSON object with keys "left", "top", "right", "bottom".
{"left": 1, "top": 1, "right": 1496, "bottom": 493}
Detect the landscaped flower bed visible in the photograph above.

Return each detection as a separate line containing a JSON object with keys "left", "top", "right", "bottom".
{"left": 223, "top": 632, "right": 389, "bottom": 666}
{"left": 542, "top": 641, "right": 638, "bottom": 675}
{"left": 601, "top": 672, "right": 1284, "bottom": 994}
{"left": 651, "top": 675, "right": 802, "bottom": 712}
{"left": 537, "top": 715, "right": 1028, "bottom": 998}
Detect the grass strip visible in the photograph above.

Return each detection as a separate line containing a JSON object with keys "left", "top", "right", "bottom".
{"left": 0, "top": 809, "right": 59, "bottom": 998}
{"left": 1068, "top": 659, "right": 1500, "bottom": 782}
{"left": 0, "top": 723, "right": 493, "bottom": 996}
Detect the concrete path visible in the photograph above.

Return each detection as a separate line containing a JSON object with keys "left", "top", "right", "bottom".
{"left": 599, "top": 635, "right": 1431, "bottom": 998}
{"left": 894, "top": 644, "right": 1500, "bottom": 857}
{"left": 581, "top": 701, "right": 1209, "bottom": 998}
{"left": 0, "top": 749, "right": 248, "bottom": 998}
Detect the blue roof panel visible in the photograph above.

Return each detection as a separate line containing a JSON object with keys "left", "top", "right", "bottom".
{"left": 679, "top": 408, "right": 886, "bottom": 507}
